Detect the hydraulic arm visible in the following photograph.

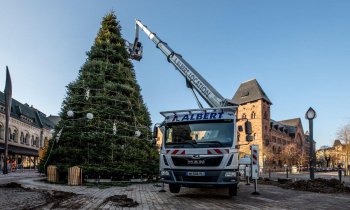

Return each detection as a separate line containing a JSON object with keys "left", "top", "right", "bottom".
{"left": 128, "top": 19, "right": 235, "bottom": 108}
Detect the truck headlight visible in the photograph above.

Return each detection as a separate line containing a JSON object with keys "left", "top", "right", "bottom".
{"left": 161, "top": 170, "right": 170, "bottom": 176}
{"left": 225, "top": 171, "right": 236, "bottom": 177}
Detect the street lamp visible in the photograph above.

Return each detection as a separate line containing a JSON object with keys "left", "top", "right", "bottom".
{"left": 305, "top": 107, "right": 317, "bottom": 180}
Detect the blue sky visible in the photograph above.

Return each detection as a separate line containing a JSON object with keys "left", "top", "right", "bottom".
{"left": 0, "top": 0, "right": 349, "bottom": 148}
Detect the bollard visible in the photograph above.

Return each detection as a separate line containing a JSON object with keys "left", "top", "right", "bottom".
{"left": 159, "top": 179, "right": 166, "bottom": 192}
{"left": 251, "top": 179, "right": 260, "bottom": 195}
{"left": 268, "top": 169, "right": 271, "bottom": 179}
{"left": 246, "top": 176, "right": 251, "bottom": 185}
{"left": 338, "top": 169, "right": 342, "bottom": 184}
{"left": 286, "top": 167, "right": 289, "bottom": 179}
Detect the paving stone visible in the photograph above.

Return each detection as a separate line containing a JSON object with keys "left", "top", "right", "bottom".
{"left": 1, "top": 171, "right": 350, "bottom": 209}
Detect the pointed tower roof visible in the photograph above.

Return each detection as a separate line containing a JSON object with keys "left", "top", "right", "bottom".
{"left": 232, "top": 79, "right": 272, "bottom": 105}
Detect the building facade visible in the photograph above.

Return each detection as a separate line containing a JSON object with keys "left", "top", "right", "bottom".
{"left": 233, "top": 79, "right": 312, "bottom": 171}
{"left": 316, "top": 140, "right": 350, "bottom": 169}
{"left": 0, "top": 92, "right": 56, "bottom": 170}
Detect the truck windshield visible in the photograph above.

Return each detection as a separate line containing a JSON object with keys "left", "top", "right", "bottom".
{"left": 165, "top": 120, "right": 234, "bottom": 148}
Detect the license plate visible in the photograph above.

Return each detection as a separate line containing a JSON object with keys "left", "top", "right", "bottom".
{"left": 186, "top": 171, "right": 205, "bottom": 176}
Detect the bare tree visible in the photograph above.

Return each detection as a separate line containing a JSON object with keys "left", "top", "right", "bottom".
{"left": 281, "top": 143, "right": 300, "bottom": 166}
{"left": 337, "top": 124, "right": 350, "bottom": 174}
{"left": 263, "top": 146, "right": 276, "bottom": 170}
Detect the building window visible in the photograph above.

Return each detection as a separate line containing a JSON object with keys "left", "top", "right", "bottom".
{"left": 25, "top": 133, "right": 29, "bottom": 145}
{"left": 264, "top": 139, "right": 269, "bottom": 146}
{"left": 253, "top": 133, "right": 257, "bottom": 140}
{"left": 35, "top": 137, "right": 39, "bottom": 148}
{"left": 20, "top": 132, "right": 24, "bottom": 144}
{"left": 0, "top": 124, "right": 3, "bottom": 140}
{"left": 242, "top": 113, "right": 246, "bottom": 119}
{"left": 272, "top": 136, "right": 276, "bottom": 143}
{"left": 251, "top": 112, "right": 256, "bottom": 119}
{"left": 272, "top": 146, "right": 276, "bottom": 153}
{"left": 31, "top": 135, "right": 35, "bottom": 146}
{"left": 8, "top": 128, "right": 12, "bottom": 141}
{"left": 13, "top": 130, "right": 18, "bottom": 143}
{"left": 277, "top": 147, "right": 282, "bottom": 154}
{"left": 277, "top": 138, "right": 282, "bottom": 144}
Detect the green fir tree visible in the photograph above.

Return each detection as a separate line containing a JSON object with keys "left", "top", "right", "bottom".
{"left": 39, "top": 12, "right": 158, "bottom": 179}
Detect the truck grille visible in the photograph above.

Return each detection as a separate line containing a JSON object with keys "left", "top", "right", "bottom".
{"left": 172, "top": 156, "right": 223, "bottom": 167}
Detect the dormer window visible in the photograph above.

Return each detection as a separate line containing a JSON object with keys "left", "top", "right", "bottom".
{"left": 241, "top": 91, "right": 249, "bottom": 98}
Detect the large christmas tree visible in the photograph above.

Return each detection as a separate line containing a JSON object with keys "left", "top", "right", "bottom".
{"left": 40, "top": 12, "right": 158, "bottom": 179}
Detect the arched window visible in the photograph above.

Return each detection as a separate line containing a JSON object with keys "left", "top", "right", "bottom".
{"left": 0, "top": 124, "right": 3, "bottom": 140}
{"left": 31, "top": 135, "right": 35, "bottom": 146}
{"left": 25, "top": 133, "right": 29, "bottom": 145}
{"left": 13, "top": 129, "right": 18, "bottom": 143}
{"left": 272, "top": 146, "right": 276, "bottom": 153}
{"left": 253, "top": 133, "right": 257, "bottom": 140}
{"left": 35, "top": 137, "right": 39, "bottom": 147}
{"left": 8, "top": 128, "right": 12, "bottom": 141}
{"left": 251, "top": 112, "right": 256, "bottom": 119}
{"left": 20, "top": 132, "right": 24, "bottom": 144}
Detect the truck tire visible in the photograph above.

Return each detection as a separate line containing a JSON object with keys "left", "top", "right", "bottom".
{"left": 228, "top": 185, "right": 238, "bottom": 197}
{"left": 169, "top": 184, "right": 181, "bottom": 193}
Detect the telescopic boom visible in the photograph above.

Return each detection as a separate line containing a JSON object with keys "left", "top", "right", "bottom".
{"left": 128, "top": 19, "right": 235, "bottom": 108}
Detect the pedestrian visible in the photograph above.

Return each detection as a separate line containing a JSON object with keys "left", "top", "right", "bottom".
{"left": 12, "top": 159, "right": 17, "bottom": 172}
{"left": 7, "top": 159, "right": 11, "bottom": 173}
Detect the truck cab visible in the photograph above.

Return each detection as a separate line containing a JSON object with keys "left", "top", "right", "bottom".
{"left": 158, "top": 106, "right": 240, "bottom": 196}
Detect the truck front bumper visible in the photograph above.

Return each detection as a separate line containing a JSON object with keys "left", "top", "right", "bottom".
{"left": 160, "top": 169, "right": 239, "bottom": 188}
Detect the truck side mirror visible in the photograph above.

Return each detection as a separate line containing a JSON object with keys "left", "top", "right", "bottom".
{"left": 152, "top": 124, "right": 159, "bottom": 145}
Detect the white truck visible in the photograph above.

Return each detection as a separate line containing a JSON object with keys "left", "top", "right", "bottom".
{"left": 128, "top": 20, "right": 253, "bottom": 196}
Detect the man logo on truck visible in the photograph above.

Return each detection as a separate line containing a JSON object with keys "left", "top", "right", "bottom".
{"left": 188, "top": 160, "right": 205, "bottom": 165}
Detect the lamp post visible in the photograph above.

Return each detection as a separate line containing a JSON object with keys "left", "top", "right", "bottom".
{"left": 305, "top": 107, "right": 317, "bottom": 180}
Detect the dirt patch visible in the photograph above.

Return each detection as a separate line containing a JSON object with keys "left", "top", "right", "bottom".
{"left": 0, "top": 182, "right": 78, "bottom": 209}
{"left": 45, "top": 191, "right": 78, "bottom": 209}
{"left": 0, "top": 182, "right": 29, "bottom": 189}
{"left": 101, "top": 194, "right": 139, "bottom": 207}
{"left": 259, "top": 178, "right": 350, "bottom": 193}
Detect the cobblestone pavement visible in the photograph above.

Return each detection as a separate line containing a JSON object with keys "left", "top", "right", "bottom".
{"left": 1, "top": 171, "right": 350, "bottom": 209}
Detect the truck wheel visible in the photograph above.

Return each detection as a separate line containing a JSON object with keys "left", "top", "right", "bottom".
{"left": 228, "top": 185, "right": 238, "bottom": 197}
{"left": 169, "top": 184, "right": 181, "bottom": 193}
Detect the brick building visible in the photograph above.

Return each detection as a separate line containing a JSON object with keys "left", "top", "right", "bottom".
{"left": 233, "top": 79, "right": 312, "bottom": 170}
{"left": 0, "top": 92, "right": 56, "bottom": 170}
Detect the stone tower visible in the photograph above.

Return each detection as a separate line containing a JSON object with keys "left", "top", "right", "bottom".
{"left": 232, "top": 79, "right": 272, "bottom": 168}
